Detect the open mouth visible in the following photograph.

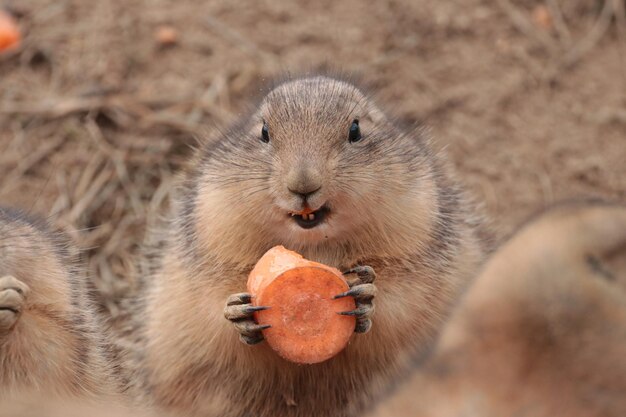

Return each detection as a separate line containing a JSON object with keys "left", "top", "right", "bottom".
{"left": 289, "top": 206, "right": 330, "bottom": 229}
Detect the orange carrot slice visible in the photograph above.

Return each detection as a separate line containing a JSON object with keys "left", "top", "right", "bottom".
{"left": 0, "top": 10, "right": 20, "bottom": 52}
{"left": 247, "top": 246, "right": 356, "bottom": 364}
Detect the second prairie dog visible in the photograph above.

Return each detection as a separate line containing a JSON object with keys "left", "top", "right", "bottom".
{"left": 0, "top": 207, "right": 119, "bottom": 401}
{"left": 368, "top": 201, "right": 626, "bottom": 417}
{"left": 128, "top": 76, "right": 489, "bottom": 417}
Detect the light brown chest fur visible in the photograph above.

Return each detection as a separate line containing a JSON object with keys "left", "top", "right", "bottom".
{"left": 134, "top": 223, "right": 484, "bottom": 417}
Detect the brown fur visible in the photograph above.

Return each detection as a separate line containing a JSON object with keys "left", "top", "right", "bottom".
{"left": 0, "top": 207, "right": 119, "bottom": 400}
{"left": 127, "top": 76, "right": 488, "bottom": 417}
{"left": 368, "top": 201, "right": 626, "bottom": 417}
{"left": 0, "top": 396, "right": 160, "bottom": 417}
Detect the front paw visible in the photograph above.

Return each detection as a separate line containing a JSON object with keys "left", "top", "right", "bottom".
{"left": 0, "top": 275, "right": 30, "bottom": 335}
{"left": 335, "top": 266, "right": 376, "bottom": 334}
{"left": 223, "top": 292, "right": 271, "bottom": 345}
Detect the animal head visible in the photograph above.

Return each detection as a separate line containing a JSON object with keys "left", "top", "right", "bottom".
{"left": 187, "top": 76, "right": 438, "bottom": 265}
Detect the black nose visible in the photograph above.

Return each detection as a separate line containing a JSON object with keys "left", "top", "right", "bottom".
{"left": 288, "top": 184, "right": 321, "bottom": 199}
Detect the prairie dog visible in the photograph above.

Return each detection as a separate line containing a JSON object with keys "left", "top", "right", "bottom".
{"left": 0, "top": 207, "right": 118, "bottom": 400}
{"left": 368, "top": 201, "right": 626, "bottom": 417}
{"left": 131, "top": 76, "right": 488, "bottom": 417}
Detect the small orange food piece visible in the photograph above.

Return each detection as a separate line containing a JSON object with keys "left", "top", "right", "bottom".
{"left": 291, "top": 207, "right": 314, "bottom": 216}
{"left": 247, "top": 246, "right": 356, "bottom": 364}
{"left": 155, "top": 25, "right": 178, "bottom": 46}
{"left": 532, "top": 5, "right": 553, "bottom": 30}
{"left": 0, "top": 10, "right": 20, "bottom": 52}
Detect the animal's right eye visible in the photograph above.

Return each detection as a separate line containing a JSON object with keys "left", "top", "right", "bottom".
{"left": 348, "top": 120, "right": 362, "bottom": 143}
{"left": 261, "top": 122, "right": 270, "bottom": 143}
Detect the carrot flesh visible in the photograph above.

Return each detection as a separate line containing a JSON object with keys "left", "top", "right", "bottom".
{"left": 247, "top": 246, "right": 356, "bottom": 364}
{"left": 0, "top": 11, "right": 20, "bottom": 52}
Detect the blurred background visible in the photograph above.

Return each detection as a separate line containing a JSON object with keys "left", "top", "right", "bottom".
{"left": 0, "top": 0, "right": 624, "bottom": 313}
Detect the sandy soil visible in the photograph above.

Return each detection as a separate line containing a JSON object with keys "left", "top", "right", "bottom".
{"left": 0, "top": 0, "right": 624, "bottom": 309}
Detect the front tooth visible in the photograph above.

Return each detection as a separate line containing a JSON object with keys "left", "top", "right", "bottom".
{"left": 309, "top": 213, "right": 315, "bottom": 221}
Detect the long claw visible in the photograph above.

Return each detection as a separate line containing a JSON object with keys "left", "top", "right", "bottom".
{"left": 233, "top": 321, "right": 271, "bottom": 337}
{"left": 226, "top": 293, "right": 252, "bottom": 306}
{"left": 224, "top": 304, "right": 270, "bottom": 321}
{"left": 338, "top": 306, "right": 369, "bottom": 317}
{"left": 342, "top": 266, "right": 376, "bottom": 284}
{"left": 339, "top": 302, "right": 374, "bottom": 318}
{"left": 333, "top": 288, "right": 357, "bottom": 299}
{"left": 240, "top": 333, "right": 265, "bottom": 345}
{"left": 339, "top": 310, "right": 360, "bottom": 316}
{"left": 246, "top": 305, "right": 270, "bottom": 313}
{"left": 333, "top": 283, "right": 376, "bottom": 300}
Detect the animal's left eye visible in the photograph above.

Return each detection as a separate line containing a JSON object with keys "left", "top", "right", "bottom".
{"left": 261, "top": 122, "right": 270, "bottom": 143}
{"left": 348, "top": 120, "right": 361, "bottom": 143}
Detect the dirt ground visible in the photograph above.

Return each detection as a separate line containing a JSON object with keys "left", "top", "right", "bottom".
{"left": 0, "top": 0, "right": 624, "bottom": 310}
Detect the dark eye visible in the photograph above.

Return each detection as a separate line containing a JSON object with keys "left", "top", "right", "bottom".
{"left": 261, "top": 122, "right": 270, "bottom": 143}
{"left": 348, "top": 120, "right": 361, "bottom": 143}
